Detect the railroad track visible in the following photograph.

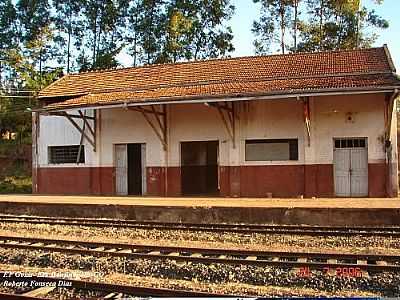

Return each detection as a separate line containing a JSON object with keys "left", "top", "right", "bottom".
{"left": 0, "top": 272, "right": 239, "bottom": 299}
{"left": 1, "top": 214, "right": 400, "bottom": 237}
{"left": 0, "top": 235, "right": 398, "bottom": 272}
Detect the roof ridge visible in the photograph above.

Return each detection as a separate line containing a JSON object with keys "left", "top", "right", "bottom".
{"left": 65, "top": 47, "right": 385, "bottom": 77}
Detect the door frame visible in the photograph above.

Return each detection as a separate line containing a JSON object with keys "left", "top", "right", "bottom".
{"left": 180, "top": 140, "right": 220, "bottom": 196}
{"left": 333, "top": 137, "right": 368, "bottom": 197}
{"left": 114, "top": 143, "right": 146, "bottom": 196}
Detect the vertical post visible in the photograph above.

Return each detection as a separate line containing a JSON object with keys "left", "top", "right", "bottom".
{"left": 232, "top": 102, "right": 236, "bottom": 149}
{"left": 32, "top": 112, "right": 39, "bottom": 194}
{"left": 93, "top": 109, "right": 97, "bottom": 152}
{"left": 163, "top": 104, "right": 168, "bottom": 196}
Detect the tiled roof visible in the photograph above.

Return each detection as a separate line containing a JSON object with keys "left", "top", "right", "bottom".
{"left": 40, "top": 46, "right": 400, "bottom": 110}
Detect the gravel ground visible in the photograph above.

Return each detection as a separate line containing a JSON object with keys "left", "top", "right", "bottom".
{"left": 0, "top": 248, "right": 399, "bottom": 297}
{"left": 0, "top": 222, "right": 400, "bottom": 254}
{"left": 0, "top": 263, "right": 379, "bottom": 297}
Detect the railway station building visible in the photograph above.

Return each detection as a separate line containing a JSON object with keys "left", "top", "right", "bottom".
{"left": 33, "top": 46, "right": 400, "bottom": 198}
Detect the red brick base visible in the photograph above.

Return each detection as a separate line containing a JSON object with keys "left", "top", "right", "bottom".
{"left": 35, "top": 163, "right": 387, "bottom": 197}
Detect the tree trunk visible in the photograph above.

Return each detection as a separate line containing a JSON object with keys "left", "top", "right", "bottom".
{"left": 279, "top": 1, "right": 285, "bottom": 54}
{"left": 356, "top": 0, "right": 362, "bottom": 48}
{"left": 293, "top": 0, "right": 298, "bottom": 52}
{"left": 92, "top": 13, "right": 98, "bottom": 66}
{"left": 67, "top": 12, "right": 72, "bottom": 73}
{"left": 133, "top": 10, "right": 138, "bottom": 67}
{"left": 319, "top": 0, "right": 324, "bottom": 50}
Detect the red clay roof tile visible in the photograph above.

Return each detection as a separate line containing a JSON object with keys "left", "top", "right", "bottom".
{"left": 39, "top": 47, "right": 400, "bottom": 110}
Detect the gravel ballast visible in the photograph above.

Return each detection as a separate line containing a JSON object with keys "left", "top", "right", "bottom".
{"left": 0, "top": 222, "right": 399, "bottom": 254}
{"left": 0, "top": 248, "right": 399, "bottom": 297}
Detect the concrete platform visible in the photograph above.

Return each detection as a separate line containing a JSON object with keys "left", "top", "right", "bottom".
{"left": 0, "top": 195, "right": 399, "bottom": 226}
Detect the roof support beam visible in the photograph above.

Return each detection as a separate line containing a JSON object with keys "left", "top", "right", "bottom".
{"left": 384, "top": 89, "right": 399, "bottom": 146}
{"left": 76, "top": 111, "right": 86, "bottom": 164}
{"left": 50, "top": 112, "right": 95, "bottom": 120}
{"left": 303, "top": 97, "right": 311, "bottom": 147}
{"left": 130, "top": 105, "right": 167, "bottom": 151}
{"left": 210, "top": 102, "right": 237, "bottom": 148}
{"left": 62, "top": 111, "right": 96, "bottom": 151}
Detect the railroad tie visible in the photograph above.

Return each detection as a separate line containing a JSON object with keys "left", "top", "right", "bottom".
{"left": 327, "top": 259, "right": 338, "bottom": 265}
{"left": 376, "top": 260, "right": 388, "bottom": 266}
{"left": 297, "top": 257, "right": 307, "bottom": 263}
{"left": 103, "top": 292, "right": 117, "bottom": 299}
{"left": 245, "top": 256, "right": 258, "bottom": 261}
{"left": 7, "top": 241, "right": 20, "bottom": 245}
{"left": 118, "top": 249, "right": 132, "bottom": 254}
{"left": 20, "top": 242, "right": 33, "bottom": 246}
{"left": 44, "top": 244, "right": 57, "bottom": 248}
{"left": 190, "top": 253, "right": 202, "bottom": 258}
{"left": 93, "top": 246, "right": 105, "bottom": 251}
{"left": 22, "top": 286, "right": 56, "bottom": 297}
{"left": 272, "top": 257, "right": 280, "bottom": 262}
{"left": 357, "top": 260, "right": 368, "bottom": 265}
{"left": 218, "top": 255, "right": 227, "bottom": 259}
{"left": 31, "top": 242, "right": 44, "bottom": 247}
{"left": 105, "top": 248, "right": 117, "bottom": 252}
{"left": 148, "top": 251, "right": 161, "bottom": 255}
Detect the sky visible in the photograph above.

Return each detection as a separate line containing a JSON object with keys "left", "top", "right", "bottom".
{"left": 229, "top": 0, "right": 400, "bottom": 70}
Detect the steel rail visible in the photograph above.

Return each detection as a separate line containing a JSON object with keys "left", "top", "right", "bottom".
{"left": 1, "top": 215, "right": 400, "bottom": 236}
{"left": 0, "top": 273, "right": 239, "bottom": 298}
{"left": 0, "top": 235, "right": 398, "bottom": 272}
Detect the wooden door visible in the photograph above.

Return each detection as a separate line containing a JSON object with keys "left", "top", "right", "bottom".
{"left": 115, "top": 144, "right": 128, "bottom": 195}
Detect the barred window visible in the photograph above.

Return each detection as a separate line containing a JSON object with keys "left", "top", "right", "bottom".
{"left": 334, "top": 138, "right": 367, "bottom": 149}
{"left": 48, "top": 145, "right": 85, "bottom": 164}
{"left": 245, "top": 139, "right": 298, "bottom": 161}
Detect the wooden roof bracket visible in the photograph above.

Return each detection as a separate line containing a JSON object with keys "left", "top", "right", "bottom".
{"left": 76, "top": 111, "right": 86, "bottom": 164}
{"left": 384, "top": 89, "right": 399, "bottom": 150}
{"left": 61, "top": 110, "right": 96, "bottom": 152}
{"left": 302, "top": 96, "right": 311, "bottom": 147}
{"left": 210, "top": 102, "right": 236, "bottom": 148}
{"left": 129, "top": 105, "right": 168, "bottom": 151}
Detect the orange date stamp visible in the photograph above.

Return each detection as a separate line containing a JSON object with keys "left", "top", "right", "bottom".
{"left": 296, "top": 266, "right": 363, "bottom": 278}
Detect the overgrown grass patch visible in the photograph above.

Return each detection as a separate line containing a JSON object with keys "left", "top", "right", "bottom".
{"left": 0, "top": 175, "right": 32, "bottom": 194}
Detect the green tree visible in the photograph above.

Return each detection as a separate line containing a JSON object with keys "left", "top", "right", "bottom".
{"left": 253, "top": 0, "right": 388, "bottom": 54}
{"left": 80, "top": 0, "right": 129, "bottom": 70}
{"left": 134, "top": 0, "right": 166, "bottom": 65}
{"left": 297, "top": 0, "right": 388, "bottom": 51}
{"left": 252, "top": 0, "right": 294, "bottom": 54}
{"left": 188, "top": 0, "right": 235, "bottom": 60}
{"left": 53, "top": 0, "right": 84, "bottom": 73}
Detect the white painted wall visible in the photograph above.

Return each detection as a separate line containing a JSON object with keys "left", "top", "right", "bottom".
{"left": 37, "top": 110, "right": 96, "bottom": 167}
{"left": 37, "top": 94, "right": 387, "bottom": 169}
{"left": 307, "top": 94, "right": 386, "bottom": 165}
{"left": 239, "top": 98, "right": 305, "bottom": 166}
{"left": 99, "top": 108, "right": 164, "bottom": 167}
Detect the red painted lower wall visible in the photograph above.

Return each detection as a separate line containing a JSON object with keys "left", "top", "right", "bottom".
{"left": 36, "top": 167, "right": 114, "bottom": 195}
{"left": 239, "top": 165, "right": 305, "bottom": 198}
{"left": 368, "top": 163, "right": 386, "bottom": 197}
{"left": 304, "top": 164, "right": 334, "bottom": 198}
{"left": 35, "top": 163, "right": 387, "bottom": 197}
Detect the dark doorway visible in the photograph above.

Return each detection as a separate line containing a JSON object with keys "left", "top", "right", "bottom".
{"left": 181, "top": 141, "right": 219, "bottom": 195}
{"left": 127, "top": 143, "right": 142, "bottom": 195}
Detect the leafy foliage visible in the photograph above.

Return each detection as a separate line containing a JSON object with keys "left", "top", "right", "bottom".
{"left": 252, "top": 0, "right": 388, "bottom": 54}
